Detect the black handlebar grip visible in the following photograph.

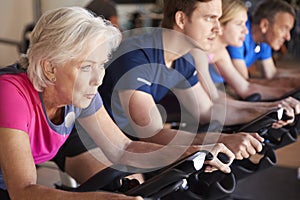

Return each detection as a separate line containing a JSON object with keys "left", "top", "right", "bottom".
{"left": 205, "top": 152, "right": 230, "bottom": 164}
{"left": 217, "top": 152, "right": 231, "bottom": 164}
{"left": 281, "top": 110, "right": 293, "bottom": 121}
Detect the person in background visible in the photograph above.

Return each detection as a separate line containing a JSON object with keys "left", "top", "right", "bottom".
{"left": 99, "top": 0, "right": 298, "bottom": 162}
{"left": 226, "top": 0, "right": 300, "bottom": 89}
{"left": 205, "top": 0, "right": 295, "bottom": 101}
{"left": 85, "top": 0, "right": 119, "bottom": 28}
{"left": 128, "top": 11, "right": 143, "bottom": 30}
{"left": 0, "top": 6, "right": 234, "bottom": 200}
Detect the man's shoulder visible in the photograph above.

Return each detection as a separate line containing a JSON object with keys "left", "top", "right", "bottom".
{"left": 111, "top": 28, "right": 163, "bottom": 63}
{"left": 121, "top": 28, "right": 162, "bottom": 49}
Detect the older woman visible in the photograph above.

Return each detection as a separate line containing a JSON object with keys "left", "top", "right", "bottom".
{"left": 0, "top": 6, "right": 234, "bottom": 200}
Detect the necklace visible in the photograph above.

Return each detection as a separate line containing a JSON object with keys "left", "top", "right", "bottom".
{"left": 254, "top": 43, "right": 261, "bottom": 53}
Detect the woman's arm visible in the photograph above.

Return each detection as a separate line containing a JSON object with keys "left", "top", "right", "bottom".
{"left": 174, "top": 78, "right": 297, "bottom": 127}
{"left": 231, "top": 58, "right": 250, "bottom": 79}
{"left": 212, "top": 49, "right": 294, "bottom": 100}
{"left": 0, "top": 128, "right": 141, "bottom": 200}
{"left": 77, "top": 101, "right": 233, "bottom": 173}
{"left": 213, "top": 49, "right": 253, "bottom": 99}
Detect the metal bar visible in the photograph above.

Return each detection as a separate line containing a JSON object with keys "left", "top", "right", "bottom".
{"left": 0, "top": 38, "right": 20, "bottom": 47}
{"left": 33, "top": 0, "right": 42, "bottom": 22}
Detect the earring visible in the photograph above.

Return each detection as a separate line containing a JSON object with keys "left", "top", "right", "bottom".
{"left": 51, "top": 77, "right": 56, "bottom": 82}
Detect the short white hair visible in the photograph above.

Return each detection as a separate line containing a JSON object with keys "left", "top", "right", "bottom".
{"left": 20, "top": 6, "right": 121, "bottom": 91}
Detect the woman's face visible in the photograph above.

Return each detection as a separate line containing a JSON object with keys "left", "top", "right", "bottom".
{"left": 54, "top": 42, "right": 108, "bottom": 108}
{"left": 221, "top": 9, "right": 248, "bottom": 47}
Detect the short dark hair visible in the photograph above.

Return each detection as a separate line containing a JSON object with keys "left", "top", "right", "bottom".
{"left": 252, "top": 0, "right": 296, "bottom": 25}
{"left": 161, "top": 0, "right": 212, "bottom": 29}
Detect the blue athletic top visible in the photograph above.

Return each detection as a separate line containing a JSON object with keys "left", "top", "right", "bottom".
{"left": 99, "top": 28, "right": 199, "bottom": 131}
{"left": 209, "top": 15, "right": 272, "bottom": 83}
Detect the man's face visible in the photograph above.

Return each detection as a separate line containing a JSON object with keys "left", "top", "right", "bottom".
{"left": 182, "top": 0, "right": 222, "bottom": 51}
{"left": 264, "top": 12, "right": 295, "bottom": 51}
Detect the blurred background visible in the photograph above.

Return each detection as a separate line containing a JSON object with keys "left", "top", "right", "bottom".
{"left": 0, "top": 0, "right": 299, "bottom": 67}
{"left": 0, "top": 0, "right": 163, "bottom": 66}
